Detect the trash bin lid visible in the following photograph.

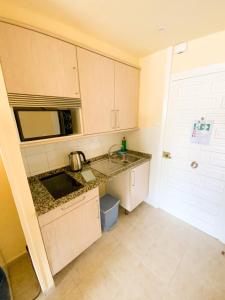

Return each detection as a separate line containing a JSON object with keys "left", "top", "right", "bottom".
{"left": 100, "top": 194, "right": 119, "bottom": 212}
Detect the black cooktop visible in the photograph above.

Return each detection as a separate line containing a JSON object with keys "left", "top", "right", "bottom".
{"left": 40, "top": 172, "right": 83, "bottom": 200}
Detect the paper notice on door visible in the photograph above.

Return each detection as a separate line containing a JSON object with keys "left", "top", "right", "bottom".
{"left": 191, "top": 118, "right": 213, "bottom": 145}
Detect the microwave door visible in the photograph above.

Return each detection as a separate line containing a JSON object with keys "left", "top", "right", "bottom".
{"left": 58, "top": 110, "right": 73, "bottom": 135}
{"left": 15, "top": 110, "right": 61, "bottom": 141}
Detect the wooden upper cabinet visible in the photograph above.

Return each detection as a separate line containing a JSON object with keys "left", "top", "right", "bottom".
{"left": 77, "top": 47, "right": 115, "bottom": 134}
{"left": 0, "top": 22, "right": 80, "bottom": 97}
{"left": 115, "top": 62, "right": 139, "bottom": 130}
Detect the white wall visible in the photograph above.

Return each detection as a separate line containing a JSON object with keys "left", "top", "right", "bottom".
{"left": 126, "top": 127, "right": 161, "bottom": 204}
{"left": 22, "top": 132, "right": 126, "bottom": 176}
{"left": 126, "top": 48, "right": 172, "bottom": 206}
{"left": 0, "top": 156, "right": 26, "bottom": 263}
{"left": 172, "top": 29, "right": 225, "bottom": 74}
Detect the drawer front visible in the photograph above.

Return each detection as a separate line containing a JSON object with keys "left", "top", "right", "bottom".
{"left": 38, "top": 187, "right": 99, "bottom": 227}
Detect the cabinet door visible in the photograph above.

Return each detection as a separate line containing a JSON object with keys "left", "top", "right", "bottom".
{"left": 41, "top": 203, "right": 85, "bottom": 275}
{"left": 83, "top": 197, "right": 102, "bottom": 249}
{"left": 130, "top": 161, "right": 150, "bottom": 210}
{"left": 77, "top": 47, "right": 115, "bottom": 134}
{"left": 115, "top": 62, "right": 139, "bottom": 130}
{"left": 0, "top": 22, "right": 80, "bottom": 97}
{"left": 106, "top": 170, "right": 131, "bottom": 211}
{"left": 41, "top": 196, "right": 101, "bottom": 275}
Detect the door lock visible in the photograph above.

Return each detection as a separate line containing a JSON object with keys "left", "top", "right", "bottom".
{"left": 162, "top": 151, "right": 172, "bottom": 159}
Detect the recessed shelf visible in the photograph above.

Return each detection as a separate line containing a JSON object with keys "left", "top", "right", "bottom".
{"left": 20, "top": 133, "right": 83, "bottom": 147}
{"left": 20, "top": 127, "right": 139, "bottom": 148}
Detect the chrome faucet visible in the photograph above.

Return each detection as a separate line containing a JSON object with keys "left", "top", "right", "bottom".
{"left": 108, "top": 144, "right": 121, "bottom": 159}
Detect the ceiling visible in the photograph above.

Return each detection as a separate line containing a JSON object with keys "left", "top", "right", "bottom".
{"left": 3, "top": 0, "right": 225, "bottom": 56}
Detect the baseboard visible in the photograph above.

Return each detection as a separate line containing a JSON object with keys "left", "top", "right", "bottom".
{"left": 144, "top": 195, "right": 159, "bottom": 208}
{"left": 6, "top": 250, "right": 27, "bottom": 266}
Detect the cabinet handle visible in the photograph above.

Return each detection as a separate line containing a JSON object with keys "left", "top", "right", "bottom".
{"left": 111, "top": 110, "right": 116, "bottom": 129}
{"left": 61, "top": 195, "right": 86, "bottom": 211}
{"left": 96, "top": 199, "right": 100, "bottom": 219}
{"left": 116, "top": 110, "right": 120, "bottom": 129}
{"left": 131, "top": 171, "right": 135, "bottom": 186}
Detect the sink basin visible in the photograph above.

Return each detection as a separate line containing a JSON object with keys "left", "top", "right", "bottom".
{"left": 91, "top": 154, "right": 142, "bottom": 176}
{"left": 110, "top": 153, "right": 141, "bottom": 164}
{"left": 40, "top": 172, "right": 83, "bottom": 200}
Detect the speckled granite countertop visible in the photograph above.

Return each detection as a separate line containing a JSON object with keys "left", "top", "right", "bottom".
{"left": 28, "top": 150, "right": 151, "bottom": 217}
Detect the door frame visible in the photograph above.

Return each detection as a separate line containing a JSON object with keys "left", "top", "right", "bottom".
{"left": 150, "top": 47, "right": 173, "bottom": 207}
{"left": 156, "top": 61, "right": 225, "bottom": 243}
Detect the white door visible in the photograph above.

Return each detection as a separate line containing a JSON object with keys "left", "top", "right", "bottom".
{"left": 160, "top": 68, "right": 225, "bottom": 243}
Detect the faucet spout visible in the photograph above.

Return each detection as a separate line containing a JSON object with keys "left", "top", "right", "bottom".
{"left": 108, "top": 144, "right": 121, "bottom": 159}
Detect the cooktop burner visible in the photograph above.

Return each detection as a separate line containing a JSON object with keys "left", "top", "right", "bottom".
{"left": 40, "top": 172, "right": 83, "bottom": 200}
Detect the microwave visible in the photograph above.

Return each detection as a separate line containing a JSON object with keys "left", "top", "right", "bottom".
{"left": 14, "top": 108, "right": 73, "bottom": 141}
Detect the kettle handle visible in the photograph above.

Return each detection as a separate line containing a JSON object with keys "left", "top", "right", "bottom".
{"left": 77, "top": 151, "right": 87, "bottom": 163}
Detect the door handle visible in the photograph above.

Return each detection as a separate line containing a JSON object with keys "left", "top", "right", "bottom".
{"left": 162, "top": 151, "right": 172, "bottom": 159}
{"left": 191, "top": 161, "right": 198, "bottom": 169}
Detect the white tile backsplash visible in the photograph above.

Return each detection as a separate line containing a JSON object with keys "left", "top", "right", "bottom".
{"left": 47, "top": 150, "right": 67, "bottom": 170}
{"left": 26, "top": 152, "right": 49, "bottom": 176}
{"left": 22, "top": 132, "right": 126, "bottom": 176}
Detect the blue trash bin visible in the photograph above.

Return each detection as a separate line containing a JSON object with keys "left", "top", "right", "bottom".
{"left": 100, "top": 194, "right": 120, "bottom": 231}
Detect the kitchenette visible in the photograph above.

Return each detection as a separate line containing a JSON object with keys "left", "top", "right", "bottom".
{"left": 0, "top": 20, "right": 151, "bottom": 281}
{"left": 2, "top": 2, "right": 225, "bottom": 299}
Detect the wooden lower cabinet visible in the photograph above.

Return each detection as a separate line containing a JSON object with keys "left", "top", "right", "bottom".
{"left": 107, "top": 161, "right": 150, "bottom": 212}
{"left": 40, "top": 193, "right": 101, "bottom": 275}
{"left": 129, "top": 161, "right": 150, "bottom": 210}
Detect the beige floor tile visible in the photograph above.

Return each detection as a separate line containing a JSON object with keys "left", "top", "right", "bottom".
{"left": 8, "top": 253, "right": 40, "bottom": 300}
{"left": 78, "top": 266, "right": 120, "bottom": 300}
{"left": 13, "top": 202, "right": 224, "bottom": 300}
{"left": 168, "top": 231, "right": 225, "bottom": 300}
{"left": 141, "top": 244, "right": 182, "bottom": 286}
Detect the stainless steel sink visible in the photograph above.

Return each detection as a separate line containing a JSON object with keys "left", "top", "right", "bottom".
{"left": 91, "top": 154, "right": 142, "bottom": 176}
{"left": 110, "top": 153, "right": 141, "bottom": 164}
